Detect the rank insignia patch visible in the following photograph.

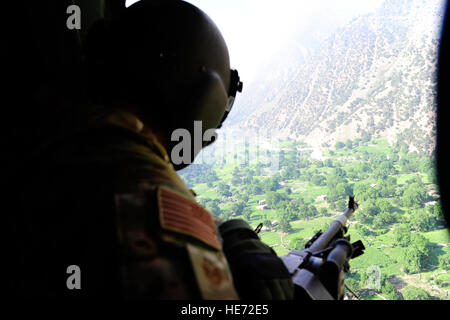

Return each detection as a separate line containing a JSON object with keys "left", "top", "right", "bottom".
{"left": 187, "top": 243, "right": 239, "bottom": 300}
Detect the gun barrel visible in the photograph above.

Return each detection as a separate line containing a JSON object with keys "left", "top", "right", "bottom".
{"left": 307, "top": 197, "right": 357, "bottom": 253}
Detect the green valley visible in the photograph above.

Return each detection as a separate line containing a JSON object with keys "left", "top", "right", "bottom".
{"left": 180, "top": 136, "right": 449, "bottom": 300}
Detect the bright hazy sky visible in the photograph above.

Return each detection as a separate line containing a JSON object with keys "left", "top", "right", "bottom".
{"left": 126, "top": 0, "right": 385, "bottom": 84}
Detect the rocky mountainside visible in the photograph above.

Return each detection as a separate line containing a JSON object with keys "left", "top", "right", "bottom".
{"left": 228, "top": 0, "right": 445, "bottom": 155}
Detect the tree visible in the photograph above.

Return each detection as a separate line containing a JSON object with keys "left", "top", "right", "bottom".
{"left": 231, "top": 201, "right": 245, "bottom": 215}
{"left": 376, "top": 198, "right": 393, "bottom": 214}
{"left": 327, "top": 180, "right": 349, "bottom": 203}
{"left": 389, "top": 153, "right": 399, "bottom": 162}
{"left": 266, "top": 191, "right": 286, "bottom": 209}
{"left": 324, "top": 159, "right": 333, "bottom": 167}
{"left": 263, "top": 219, "right": 272, "bottom": 228}
{"left": 206, "top": 201, "right": 222, "bottom": 216}
{"left": 373, "top": 211, "right": 396, "bottom": 229}
{"left": 291, "top": 238, "right": 306, "bottom": 250}
{"left": 335, "top": 141, "right": 345, "bottom": 149}
{"left": 363, "top": 199, "right": 379, "bottom": 216}
{"left": 409, "top": 209, "right": 436, "bottom": 232}
{"left": 385, "top": 177, "right": 398, "bottom": 197}
{"left": 335, "top": 199, "right": 347, "bottom": 211}
{"left": 279, "top": 213, "right": 292, "bottom": 233}
{"left": 373, "top": 161, "right": 395, "bottom": 180}
{"left": 410, "top": 233, "right": 429, "bottom": 256}
{"left": 354, "top": 182, "right": 370, "bottom": 201}
{"left": 393, "top": 225, "right": 411, "bottom": 247}
{"left": 311, "top": 174, "right": 326, "bottom": 186}
{"left": 242, "top": 174, "right": 253, "bottom": 185}
{"left": 346, "top": 167, "right": 358, "bottom": 180}
{"left": 298, "top": 204, "right": 319, "bottom": 219}
{"left": 401, "top": 286, "right": 431, "bottom": 300}
{"left": 217, "top": 182, "right": 232, "bottom": 197}
{"left": 382, "top": 280, "right": 400, "bottom": 300}
{"left": 354, "top": 223, "right": 371, "bottom": 236}
{"left": 354, "top": 210, "right": 373, "bottom": 224}
{"left": 427, "top": 167, "right": 438, "bottom": 184}
{"left": 354, "top": 182, "right": 378, "bottom": 201}
{"left": 333, "top": 167, "right": 347, "bottom": 178}
{"left": 345, "top": 278, "right": 362, "bottom": 297}
{"left": 261, "top": 177, "right": 280, "bottom": 192}
{"left": 239, "top": 193, "right": 250, "bottom": 203}
{"left": 284, "top": 201, "right": 299, "bottom": 220}
{"left": 402, "top": 234, "right": 429, "bottom": 274}
{"left": 402, "top": 183, "right": 426, "bottom": 208}
{"left": 248, "top": 183, "right": 263, "bottom": 195}
{"left": 434, "top": 201, "right": 444, "bottom": 220}
{"left": 438, "top": 254, "right": 450, "bottom": 271}
{"left": 403, "top": 246, "right": 423, "bottom": 274}
{"left": 242, "top": 207, "right": 252, "bottom": 221}
{"left": 231, "top": 175, "right": 242, "bottom": 186}
{"left": 419, "top": 157, "right": 433, "bottom": 173}
{"left": 319, "top": 207, "right": 328, "bottom": 216}
{"left": 220, "top": 211, "right": 231, "bottom": 221}
{"left": 354, "top": 161, "right": 371, "bottom": 174}
{"left": 362, "top": 132, "right": 371, "bottom": 143}
{"left": 345, "top": 139, "right": 353, "bottom": 149}
{"left": 406, "top": 175, "right": 424, "bottom": 187}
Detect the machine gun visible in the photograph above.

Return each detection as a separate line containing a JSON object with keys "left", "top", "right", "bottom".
{"left": 280, "top": 196, "right": 365, "bottom": 300}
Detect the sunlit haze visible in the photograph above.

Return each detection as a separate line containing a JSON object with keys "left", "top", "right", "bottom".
{"left": 126, "top": 0, "right": 385, "bottom": 85}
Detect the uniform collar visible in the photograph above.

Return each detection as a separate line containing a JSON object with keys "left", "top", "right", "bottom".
{"left": 89, "top": 106, "right": 171, "bottom": 164}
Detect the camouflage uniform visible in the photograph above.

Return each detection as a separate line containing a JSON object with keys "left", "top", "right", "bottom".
{"left": 13, "top": 105, "right": 238, "bottom": 299}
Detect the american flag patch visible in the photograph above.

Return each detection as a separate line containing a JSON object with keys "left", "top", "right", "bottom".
{"left": 157, "top": 187, "right": 221, "bottom": 250}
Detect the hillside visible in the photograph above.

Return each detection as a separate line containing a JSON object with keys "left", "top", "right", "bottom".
{"left": 229, "top": 0, "right": 445, "bottom": 155}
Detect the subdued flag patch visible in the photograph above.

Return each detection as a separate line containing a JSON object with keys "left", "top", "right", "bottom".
{"left": 157, "top": 186, "right": 221, "bottom": 250}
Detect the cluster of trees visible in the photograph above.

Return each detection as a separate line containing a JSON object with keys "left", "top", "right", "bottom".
{"left": 346, "top": 270, "right": 403, "bottom": 300}
{"left": 290, "top": 237, "right": 307, "bottom": 251}
{"left": 199, "top": 198, "right": 222, "bottom": 217}
{"left": 217, "top": 182, "right": 232, "bottom": 197}
{"left": 353, "top": 177, "right": 398, "bottom": 202}
{"left": 401, "top": 286, "right": 432, "bottom": 300}
{"left": 181, "top": 164, "right": 218, "bottom": 187}
{"left": 347, "top": 273, "right": 434, "bottom": 300}
{"left": 354, "top": 197, "right": 397, "bottom": 228}
{"left": 352, "top": 174, "right": 441, "bottom": 231}
{"left": 191, "top": 139, "right": 441, "bottom": 231}
{"left": 393, "top": 225, "right": 431, "bottom": 274}
{"left": 376, "top": 275, "right": 402, "bottom": 300}
{"left": 325, "top": 168, "right": 352, "bottom": 209}
{"left": 264, "top": 191, "right": 321, "bottom": 232}
{"left": 409, "top": 207, "right": 438, "bottom": 232}
{"left": 334, "top": 137, "right": 371, "bottom": 150}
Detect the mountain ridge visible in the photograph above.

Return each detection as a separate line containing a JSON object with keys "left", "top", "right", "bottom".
{"left": 227, "top": 0, "right": 445, "bottom": 155}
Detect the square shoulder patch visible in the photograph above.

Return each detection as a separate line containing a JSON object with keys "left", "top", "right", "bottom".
{"left": 157, "top": 187, "right": 221, "bottom": 250}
